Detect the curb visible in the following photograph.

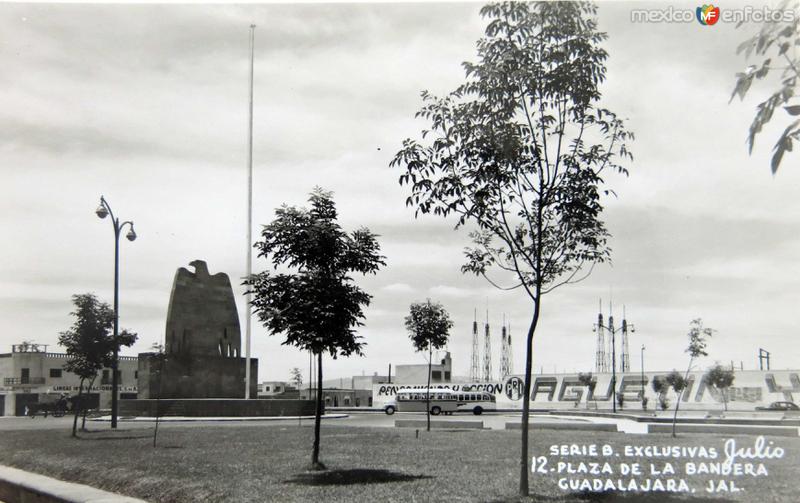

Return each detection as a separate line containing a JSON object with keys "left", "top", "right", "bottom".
{"left": 395, "top": 419, "right": 484, "bottom": 429}
{"left": 647, "top": 423, "right": 799, "bottom": 437}
{"left": 89, "top": 413, "right": 349, "bottom": 423}
{"left": 505, "top": 421, "right": 618, "bottom": 432}
{"left": 0, "top": 464, "right": 148, "bottom": 503}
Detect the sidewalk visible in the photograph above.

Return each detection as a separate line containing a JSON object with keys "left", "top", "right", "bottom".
{"left": 0, "top": 464, "right": 148, "bottom": 503}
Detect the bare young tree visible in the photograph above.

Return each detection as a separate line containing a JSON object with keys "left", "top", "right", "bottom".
{"left": 670, "top": 319, "right": 712, "bottom": 437}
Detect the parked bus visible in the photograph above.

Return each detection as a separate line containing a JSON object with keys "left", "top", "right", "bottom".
{"left": 383, "top": 388, "right": 459, "bottom": 415}
{"left": 455, "top": 391, "right": 497, "bottom": 415}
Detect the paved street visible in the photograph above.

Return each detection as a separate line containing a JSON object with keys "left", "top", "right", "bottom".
{"left": 0, "top": 411, "right": 604, "bottom": 432}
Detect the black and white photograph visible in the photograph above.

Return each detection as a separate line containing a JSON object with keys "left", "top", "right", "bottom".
{"left": 1, "top": 0, "right": 799, "bottom": 501}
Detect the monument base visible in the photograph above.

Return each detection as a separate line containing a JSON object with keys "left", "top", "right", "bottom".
{"left": 137, "top": 353, "right": 258, "bottom": 399}
{"left": 119, "top": 398, "right": 317, "bottom": 417}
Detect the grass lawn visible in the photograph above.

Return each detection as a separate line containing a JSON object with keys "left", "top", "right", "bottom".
{"left": 0, "top": 423, "right": 798, "bottom": 502}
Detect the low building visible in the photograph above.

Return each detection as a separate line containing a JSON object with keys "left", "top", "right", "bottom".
{"left": 299, "top": 388, "right": 373, "bottom": 408}
{"left": 297, "top": 372, "right": 389, "bottom": 407}
{"left": 394, "top": 351, "right": 452, "bottom": 385}
{"left": 0, "top": 343, "right": 138, "bottom": 416}
{"left": 257, "top": 381, "right": 301, "bottom": 399}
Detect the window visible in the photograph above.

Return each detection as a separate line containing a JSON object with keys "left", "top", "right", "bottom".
{"left": 431, "top": 370, "right": 442, "bottom": 380}
{"left": 444, "top": 371, "right": 451, "bottom": 380}
{"left": 49, "top": 369, "right": 62, "bottom": 378}
{"left": 134, "top": 371, "right": 138, "bottom": 379}
{"left": 265, "top": 386, "right": 271, "bottom": 391}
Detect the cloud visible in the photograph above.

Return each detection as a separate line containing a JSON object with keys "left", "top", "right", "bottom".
{"left": 381, "top": 283, "right": 414, "bottom": 294}
{"left": 429, "top": 285, "right": 478, "bottom": 299}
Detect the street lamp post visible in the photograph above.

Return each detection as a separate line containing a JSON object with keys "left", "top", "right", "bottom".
{"left": 641, "top": 345, "right": 646, "bottom": 406}
{"left": 95, "top": 195, "right": 136, "bottom": 429}
{"left": 593, "top": 314, "right": 633, "bottom": 413}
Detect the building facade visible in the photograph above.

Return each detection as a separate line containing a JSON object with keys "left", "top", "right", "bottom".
{"left": 299, "top": 388, "right": 373, "bottom": 408}
{"left": 0, "top": 343, "right": 138, "bottom": 416}
{"left": 394, "top": 351, "right": 452, "bottom": 385}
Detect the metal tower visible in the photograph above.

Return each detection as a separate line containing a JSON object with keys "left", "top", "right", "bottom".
{"left": 594, "top": 300, "right": 607, "bottom": 373}
{"left": 500, "top": 319, "right": 513, "bottom": 378}
{"left": 500, "top": 316, "right": 509, "bottom": 378}
{"left": 607, "top": 311, "right": 615, "bottom": 373}
{"left": 507, "top": 323, "right": 513, "bottom": 376}
{"left": 482, "top": 311, "right": 492, "bottom": 382}
{"left": 469, "top": 309, "right": 480, "bottom": 381}
{"left": 621, "top": 306, "right": 631, "bottom": 373}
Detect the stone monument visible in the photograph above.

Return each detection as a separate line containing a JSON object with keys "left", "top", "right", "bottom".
{"left": 137, "top": 260, "right": 258, "bottom": 399}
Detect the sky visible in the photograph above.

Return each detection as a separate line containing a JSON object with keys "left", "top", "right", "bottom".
{"left": 1, "top": 1, "right": 799, "bottom": 385}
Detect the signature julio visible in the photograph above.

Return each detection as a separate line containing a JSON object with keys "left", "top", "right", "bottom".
{"left": 723, "top": 435, "right": 785, "bottom": 468}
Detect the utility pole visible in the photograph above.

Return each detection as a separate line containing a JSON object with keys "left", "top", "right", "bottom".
{"left": 244, "top": 24, "right": 256, "bottom": 399}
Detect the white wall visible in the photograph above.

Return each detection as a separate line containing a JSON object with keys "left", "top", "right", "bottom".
{"left": 373, "top": 370, "right": 800, "bottom": 411}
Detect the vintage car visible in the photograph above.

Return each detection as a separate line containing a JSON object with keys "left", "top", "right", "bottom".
{"left": 755, "top": 401, "right": 800, "bottom": 411}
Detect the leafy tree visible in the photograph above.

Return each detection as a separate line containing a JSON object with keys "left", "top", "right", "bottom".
{"left": 670, "top": 319, "right": 712, "bottom": 437}
{"left": 404, "top": 299, "right": 454, "bottom": 431}
{"left": 730, "top": 0, "right": 800, "bottom": 173}
{"left": 651, "top": 376, "right": 671, "bottom": 411}
{"left": 247, "top": 188, "right": 384, "bottom": 470}
{"left": 704, "top": 363, "right": 736, "bottom": 412}
{"left": 58, "top": 293, "right": 136, "bottom": 437}
{"left": 290, "top": 367, "right": 303, "bottom": 390}
{"left": 665, "top": 369, "right": 687, "bottom": 395}
{"left": 390, "top": 2, "right": 633, "bottom": 495}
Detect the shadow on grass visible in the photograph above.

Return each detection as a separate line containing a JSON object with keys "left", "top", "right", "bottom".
{"left": 490, "top": 491, "right": 737, "bottom": 503}
{"left": 573, "top": 492, "right": 737, "bottom": 503}
{"left": 75, "top": 434, "right": 153, "bottom": 441}
{"left": 285, "top": 468, "right": 432, "bottom": 486}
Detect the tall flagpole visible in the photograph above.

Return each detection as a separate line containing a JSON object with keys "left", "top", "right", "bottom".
{"left": 245, "top": 24, "right": 255, "bottom": 399}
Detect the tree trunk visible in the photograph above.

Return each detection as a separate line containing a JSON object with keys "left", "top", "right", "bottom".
{"left": 311, "top": 350, "right": 325, "bottom": 470}
{"left": 154, "top": 367, "right": 162, "bottom": 448}
{"left": 426, "top": 344, "right": 432, "bottom": 432}
{"left": 72, "top": 378, "right": 85, "bottom": 438}
{"left": 81, "top": 376, "right": 96, "bottom": 431}
{"left": 519, "top": 299, "right": 541, "bottom": 497}
{"left": 671, "top": 357, "right": 694, "bottom": 438}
